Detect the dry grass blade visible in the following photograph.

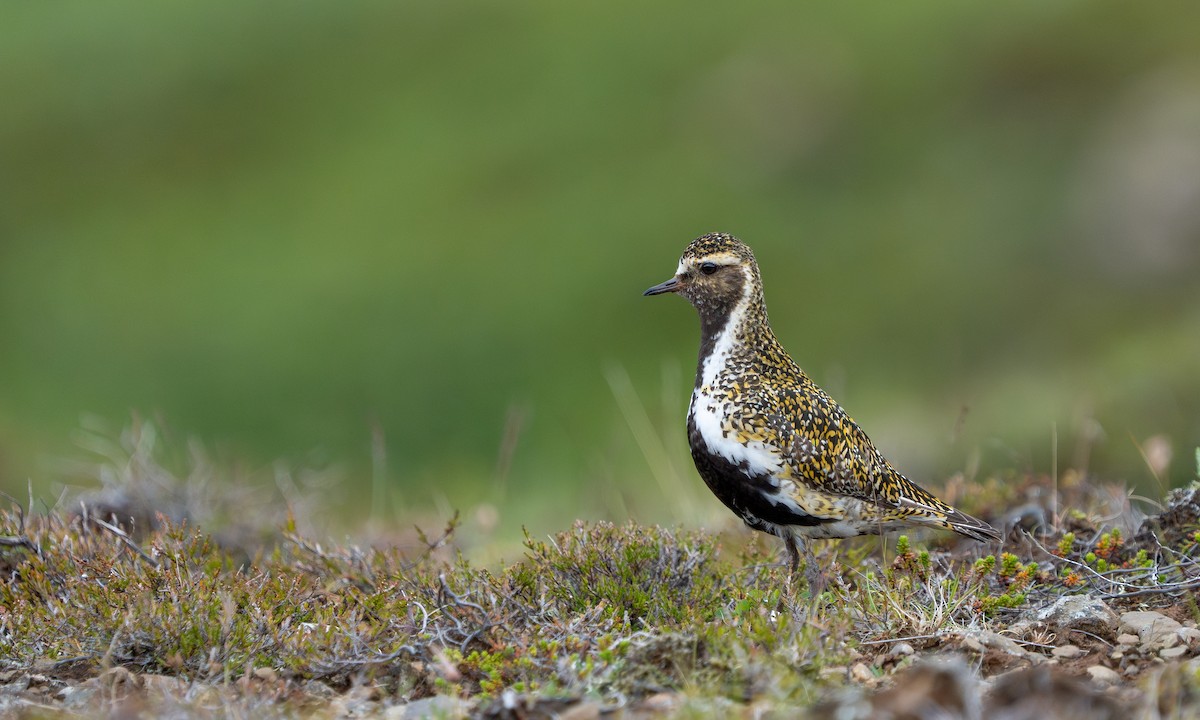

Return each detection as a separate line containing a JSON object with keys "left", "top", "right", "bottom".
{"left": 90, "top": 515, "right": 160, "bottom": 568}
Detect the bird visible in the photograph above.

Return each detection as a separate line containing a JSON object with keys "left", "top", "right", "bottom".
{"left": 644, "top": 232, "right": 1001, "bottom": 591}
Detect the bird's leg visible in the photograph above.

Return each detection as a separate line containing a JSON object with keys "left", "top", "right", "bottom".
{"left": 801, "top": 540, "right": 825, "bottom": 599}
{"left": 783, "top": 535, "right": 824, "bottom": 598}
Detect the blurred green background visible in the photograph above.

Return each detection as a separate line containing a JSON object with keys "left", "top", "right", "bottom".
{"left": 3, "top": 1, "right": 1199, "bottom": 543}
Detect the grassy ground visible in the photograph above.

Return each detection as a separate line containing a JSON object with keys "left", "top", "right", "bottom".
{"left": 1, "top": 429, "right": 1199, "bottom": 717}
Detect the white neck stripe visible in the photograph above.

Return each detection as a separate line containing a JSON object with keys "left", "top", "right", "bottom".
{"left": 698, "top": 267, "right": 753, "bottom": 390}
{"left": 689, "top": 267, "right": 783, "bottom": 480}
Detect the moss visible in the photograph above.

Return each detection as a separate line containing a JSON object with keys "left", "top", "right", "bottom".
{"left": 508, "top": 521, "right": 727, "bottom": 628}
{"left": 1056, "top": 532, "right": 1075, "bottom": 556}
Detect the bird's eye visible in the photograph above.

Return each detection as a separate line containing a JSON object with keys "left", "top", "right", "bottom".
{"left": 699, "top": 261, "right": 719, "bottom": 275}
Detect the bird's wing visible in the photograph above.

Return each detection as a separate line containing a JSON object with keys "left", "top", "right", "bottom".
{"left": 756, "top": 372, "right": 937, "bottom": 511}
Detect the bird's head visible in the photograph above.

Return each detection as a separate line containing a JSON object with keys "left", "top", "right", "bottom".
{"left": 644, "top": 233, "right": 761, "bottom": 318}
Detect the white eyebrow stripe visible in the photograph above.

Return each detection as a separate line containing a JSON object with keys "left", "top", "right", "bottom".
{"left": 676, "top": 259, "right": 688, "bottom": 275}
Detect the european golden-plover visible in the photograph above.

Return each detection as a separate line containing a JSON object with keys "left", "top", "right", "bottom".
{"left": 644, "top": 232, "right": 1001, "bottom": 589}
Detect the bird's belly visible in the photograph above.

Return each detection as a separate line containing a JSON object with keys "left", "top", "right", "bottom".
{"left": 782, "top": 496, "right": 908, "bottom": 539}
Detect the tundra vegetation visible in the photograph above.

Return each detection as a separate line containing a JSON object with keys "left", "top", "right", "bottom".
{"left": 1, "top": 425, "right": 1199, "bottom": 717}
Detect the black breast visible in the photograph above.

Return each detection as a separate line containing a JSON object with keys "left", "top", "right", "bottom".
{"left": 686, "top": 413, "right": 831, "bottom": 531}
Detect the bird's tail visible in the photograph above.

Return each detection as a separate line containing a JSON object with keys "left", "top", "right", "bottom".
{"left": 894, "top": 478, "right": 1003, "bottom": 543}
{"left": 938, "top": 506, "right": 1003, "bottom": 543}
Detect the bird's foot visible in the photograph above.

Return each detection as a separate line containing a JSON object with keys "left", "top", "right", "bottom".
{"left": 805, "top": 564, "right": 827, "bottom": 601}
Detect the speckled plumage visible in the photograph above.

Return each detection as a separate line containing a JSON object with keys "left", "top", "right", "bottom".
{"left": 645, "top": 232, "right": 1000, "bottom": 575}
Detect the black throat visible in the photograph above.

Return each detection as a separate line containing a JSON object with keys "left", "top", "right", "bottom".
{"left": 693, "top": 272, "right": 745, "bottom": 377}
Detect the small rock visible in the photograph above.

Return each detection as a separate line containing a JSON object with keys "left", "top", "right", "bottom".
{"left": 818, "top": 666, "right": 847, "bottom": 681}
{"left": 640, "top": 693, "right": 679, "bottom": 714}
{"left": 1119, "top": 611, "right": 1182, "bottom": 648}
{"left": 140, "top": 674, "right": 187, "bottom": 698}
{"left": 301, "top": 680, "right": 337, "bottom": 700}
{"left": 1160, "top": 645, "right": 1188, "bottom": 660}
{"left": 961, "top": 630, "right": 1040, "bottom": 662}
{"left": 892, "top": 642, "right": 915, "bottom": 656}
{"left": 57, "top": 684, "right": 96, "bottom": 709}
{"left": 1180, "top": 627, "right": 1200, "bottom": 646}
{"left": 850, "top": 663, "right": 874, "bottom": 684}
{"left": 1052, "top": 644, "right": 1084, "bottom": 659}
{"left": 1116, "top": 633, "right": 1140, "bottom": 646}
{"left": 1035, "top": 595, "right": 1120, "bottom": 635}
{"left": 389, "top": 696, "right": 468, "bottom": 719}
{"left": 1087, "top": 665, "right": 1121, "bottom": 685}
{"left": 1110, "top": 651, "right": 1124, "bottom": 660}
{"left": 558, "top": 701, "right": 602, "bottom": 720}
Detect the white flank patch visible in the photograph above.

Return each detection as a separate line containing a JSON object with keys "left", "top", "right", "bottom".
{"left": 786, "top": 499, "right": 866, "bottom": 539}
{"left": 798, "top": 520, "right": 860, "bottom": 539}
{"left": 689, "top": 268, "right": 784, "bottom": 480}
